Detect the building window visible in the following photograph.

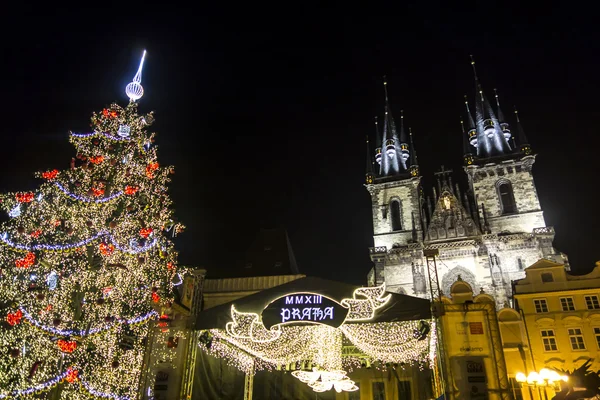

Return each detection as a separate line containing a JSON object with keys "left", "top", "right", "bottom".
{"left": 509, "top": 377, "right": 524, "bottom": 400}
{"left": 541, "top": 273, "right": 554, "bottom": 283}
{"left": 585, "top": 295, "right": 600, "bottom": 310}
{"left": 568, "top": 328, "right": 586, "bottom": 350}
{"left": 517, "top": 257, "right": 524, "bottom": 271}
{"left": 391, "top": 200, "right": 402, "bottom": 231}
{"left": 594, "top": 328, "right": 600, "bottom": 348}
{"left": 560, "top": 297, "right": 575, "bottom": 311}
{"left": 497, "top": 181, "right": 517, "bottom": 214}
{"left": 372, "top": 381, "right": 385, "bottom": 400}
{"left": 348, "top": 383, "right": 360, "bottom": 400}
{"left": 534, "top": 299, "right": 548, "bottom": 313}
{"left": 541, "top": 330, "right": 558, "bottom": 351}
{"left": 398, "top": 380, "right": 412, "bottom": 400}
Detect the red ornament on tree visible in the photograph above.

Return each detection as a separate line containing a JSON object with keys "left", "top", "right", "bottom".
{"left": 91, "top": 187, "right": 105, "bottom": 197}
{"left": 65, "top": 367, "right": 79, "bottom": 383}
{"left": 99, "top": 243, "right": 115, "bottom": 256}
{"left": 6, "top": 309, "right": 23, "bottom": 326}
{"left": 146, "top": 162, "right": 159, "bottom": 178}
{"left": 90, "top": 156, "right": 104, "bottom": 164}
{"left": 140, "top": 227, "right": 153, "bottom": 238}
{"left": 151, "top": 292, "right": 160, "bottom": 303}
{"left": 57, "top": 339, "right": 77, "bottom": 353}
{"left": 30, "top": 229, "right": 42, "bottom": 238}
{"left": 15, "top": 192, "right": 34, "bottom": 203}
{"left": 41, "top": 169, "right": 59, "bottom": 180}
{"left": 124, "top": 186, "right": 139, "bottom": 195}
{"left": 15, "top": 252, "right": 35, "bottom": 268}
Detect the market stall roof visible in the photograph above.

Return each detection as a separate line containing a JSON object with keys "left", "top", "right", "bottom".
{"left": 196, "top": 276, "right": 431, "bottom": 330}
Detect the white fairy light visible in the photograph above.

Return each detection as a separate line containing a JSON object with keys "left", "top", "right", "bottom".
{"left": 125, "top": 50, "right": 146, "bottom": 102}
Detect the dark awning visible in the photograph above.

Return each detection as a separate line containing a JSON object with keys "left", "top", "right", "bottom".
{"left": 196, "top": 276, "right": 431, "bottom": 330}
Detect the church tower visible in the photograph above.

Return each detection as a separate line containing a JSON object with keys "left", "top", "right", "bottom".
{"left": 365, "top": 78, "right": 423, "bottom": 286}
{"left": 365, "top": 60, "right": 566, "bottom": 308}
{"left": 462, "top": 57, "right": 545, "bottom": 236}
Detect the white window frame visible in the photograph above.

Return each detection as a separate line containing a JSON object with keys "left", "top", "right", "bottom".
{"left": 585, "top": 295, "right": 600, "bottom": 310}
{"left": 560, "top": 297, "right": 575, "bottom": 311}
{"left": 568, "top": 327, "right": 586, "bottom": 350}
{"left": 541, "top": 329, "right": 558, "bottom": 352}
{"left": 534, "top": 298, "right": 549, "bottom": 313}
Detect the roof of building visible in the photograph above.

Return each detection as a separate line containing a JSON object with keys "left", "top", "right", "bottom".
{"left": 196, "top": 276, "right": 431, "bottom": 330}
{"left": 525, "top": 259, "right": 565, "bottom": 270}
{"left": 208, "top": 228, "right": 300, "bottom": 279}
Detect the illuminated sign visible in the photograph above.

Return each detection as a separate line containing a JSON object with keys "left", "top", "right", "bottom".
{"left": 261, "top": 292, "right": 349, "bottom": 329}
{"left": 225, "top": 284, "right": 391, "bottom": 343}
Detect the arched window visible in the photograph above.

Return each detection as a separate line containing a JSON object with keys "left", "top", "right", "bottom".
{"left": 391, "top": 200, "right": 402, "bottom": 231}
{"left": 497, "top": 181, "right": 517, "bottom": 214}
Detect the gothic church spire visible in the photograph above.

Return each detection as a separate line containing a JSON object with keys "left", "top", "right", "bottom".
{"left": 469, "top": 55, "right": 512, "bottom": 158}
{"left": 379, "top": 77, "right": 408, "bottom": 176}
{"left": 514, "top": 107, "right": 532, "bottom": 155}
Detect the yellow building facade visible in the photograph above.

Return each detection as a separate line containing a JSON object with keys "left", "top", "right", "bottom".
{"left": 437, "top": 258, "right": 600, "bottom": 400}
{"left": 509, "top": 259, "right": 600, "bottom": 399}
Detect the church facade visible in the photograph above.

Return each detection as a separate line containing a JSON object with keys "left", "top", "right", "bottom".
{"left": 365, "top": 66, "right": 566, "bottom": 309}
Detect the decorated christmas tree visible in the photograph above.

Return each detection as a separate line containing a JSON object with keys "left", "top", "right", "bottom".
{"left": 0, "top": 51, "right": 185, "bottom": 399}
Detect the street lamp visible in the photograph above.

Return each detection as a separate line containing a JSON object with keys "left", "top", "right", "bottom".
{"left": 516, "top": 369, "right": 569, "bottom": 400}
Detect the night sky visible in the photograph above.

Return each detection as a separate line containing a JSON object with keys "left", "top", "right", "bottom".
{"left": 1, "top": 5, "right": 598, "bottom": 285}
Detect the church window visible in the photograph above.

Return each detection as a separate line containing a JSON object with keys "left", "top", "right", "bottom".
{"left": 568, "top": 328, "right": 586, "bottom": 350}
{"left": 517, "top": 258, "right": 524, "bottom": 270}
{"left": 560, "top": 297, "right": 575, "bottom": 311}
{"left": 497, "top": 181, "right": 517, "bottom": 214}
{"left": 541, "top": 272, "right": 554, "bottom": 283}
{"left": 541, "top": 329, "right": 558, "bottom": 351}
{"left": 390, "top": 200, "right": 402, "bottom": 231}
{"left": 585, "top": 295, "right": 600, "bottom": 310}
{"left": 534, "top": 299, "right": 548, "bottom": 313}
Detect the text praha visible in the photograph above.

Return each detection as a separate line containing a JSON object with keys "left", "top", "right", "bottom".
{"left": 262, "top": 292, "right": 349, "bottom": 329}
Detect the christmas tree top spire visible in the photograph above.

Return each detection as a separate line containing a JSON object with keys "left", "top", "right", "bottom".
{"left": 125, "top": 50, "right": 147, "bottom": 102}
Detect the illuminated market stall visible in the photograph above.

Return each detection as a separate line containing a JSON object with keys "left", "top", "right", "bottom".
{"left": 194, "top": 277, "right": 438, "bottom": 400}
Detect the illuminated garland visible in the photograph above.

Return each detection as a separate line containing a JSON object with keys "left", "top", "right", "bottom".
{"left": 54, "top": 182, "right": 124, "bottom": 203}
{"left": 0, "top": 230, "right": 159, "bottom": 254}
{"left": 0, "top": 370, "right": 69, "bottom": 398}
{"left": 20, "top": 307, "right": 158, "bottom": 338}
{"left": 198, "top": 283, "right": 432, "bottom": 393}
{"left": 0, "top": 371, "right": 134, "bottom": 400}
{"left": 70, "top": 131, "right": 131, "bottom": 142}
{"left": 79, "top": 380, "right": 133, "bottom": 400}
